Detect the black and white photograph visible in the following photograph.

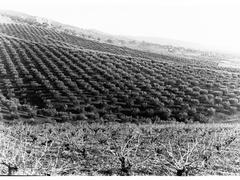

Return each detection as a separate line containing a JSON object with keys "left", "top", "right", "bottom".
{"left": 0, "top": 0, "right": 240, "bottom": 176}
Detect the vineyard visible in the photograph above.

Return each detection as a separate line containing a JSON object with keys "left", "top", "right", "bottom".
{"left": 1, "top": 121, "right": 240, "bottom": 175}
{"left": 0, "top": 23, "right": 239, "bottom": 123}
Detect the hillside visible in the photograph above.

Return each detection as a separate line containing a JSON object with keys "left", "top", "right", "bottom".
{"left": 0, "top": 10, "right": 229, "bottom": 61}
{"left": 1, "top": 0, "right": 240, "bottom": 175}
{"left": 0, "top": 13, "right": 238, "bottom": 124}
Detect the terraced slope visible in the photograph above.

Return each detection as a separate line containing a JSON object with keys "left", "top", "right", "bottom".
{"left": 0, "top": 27, "right": 240, "bottom": 123}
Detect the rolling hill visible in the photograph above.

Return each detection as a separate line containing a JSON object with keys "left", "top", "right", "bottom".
{"left": 0, "top": 11, "right": 239, "bottom": 124}
{"left": 0, "top": 10, "right": 228, "bottom": 60}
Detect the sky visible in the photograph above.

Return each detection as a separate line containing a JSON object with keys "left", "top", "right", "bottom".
{"left": 0, "top": 0, "right": 240, "bottom": 54}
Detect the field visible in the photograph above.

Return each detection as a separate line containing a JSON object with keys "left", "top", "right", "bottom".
{"left": 0, "top": 23, "right": 166, "bottom": 60}
{"left": 0, "top": 11, "right": 240, "bottom": 176}
{"left": 0, "top": 26, "right": 239, "bottom": 124}
{"left": 0, "top": 120, "right": 240, "bottom": 176}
